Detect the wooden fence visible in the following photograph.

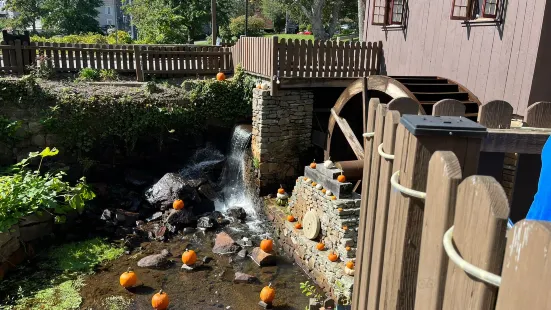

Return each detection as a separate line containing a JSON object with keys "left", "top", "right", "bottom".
{"left": 0, "top": 40, "right": 233, "bottom": 80}
{"left": 232, "top": 36, "right": 382, "bottom": 79}
{"left": 350, "top": 92, "right": 551, "bottom": 310}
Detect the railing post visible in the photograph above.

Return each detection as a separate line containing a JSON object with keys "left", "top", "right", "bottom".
{"left": 134, "top": 45, "right": 144, "bottom": 82}
{"left": 14, "top": 39, "right": 24, "bottom": 75}
{"left": 270, "top": 36, "right": 278, "bottom": 96}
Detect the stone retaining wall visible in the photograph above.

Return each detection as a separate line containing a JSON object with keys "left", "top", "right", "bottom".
{"left": 264, "top": 175, "right": 361, "bottom": 299}
{"left": 251, "top": 89, "right": 313, "bottom": 194}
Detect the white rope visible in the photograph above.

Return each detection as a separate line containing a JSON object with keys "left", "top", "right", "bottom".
{"left": 378, "top": 143, "right": 395, "bottom": 160}
{"left": 363, "top": 132, "right": 375, "bottom": 138}
{"left": 390, "top": 171, "right": 427, "bottom": 199}
{"left": 443, "top": 226, "right": 502, "bottom": 287}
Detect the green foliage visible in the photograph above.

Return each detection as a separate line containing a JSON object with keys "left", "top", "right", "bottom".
{"left": 0, "top": 147, "right": 96, "bottom": 232}
{"left": 47, "top": 238, "right": 124, "bottom": 273}
{"left": 0, "top": 117, "right": 22, "bottom": 144}
{"left": 99, "top": 69, "right": 119, "bottom": 81}
{"left": 4, "top": 0, "right": 42, "bottom": 32}
{"left": 102, "top": 296, "right": 132, "bottom": 310}
{"left": 252, "top": 157, "right": 260, "bottom": 169}
{"left": 28, "top": 55, "right": 55, "bottom": 79}
{"left": 0, "top": 18, "right": 9, "bottom": 30}
{"left": 31, "top": 31, "right": 133, "bottom": 44}
{"left": 41, "top": 0, "right": 102, "bottom": 34}
{"left": 10, "top": 277, "right": 85, "bottom": 310}
{"left": 229, "top": 15, "right": 265, "bottom": 37}
{"left": 77, "top": 68, "right": 100, "bottom": 81}
{"left": 300, "top": 281, "right": 323, "bottom": 302}
{"left": 143, "top": 80, "right": 161, "bottom": 94}
{"left": 261, "top": 0, "right": 287, "bottom": 32}
{"left": 334, "top": 280, "right": 350, "bottom": 305}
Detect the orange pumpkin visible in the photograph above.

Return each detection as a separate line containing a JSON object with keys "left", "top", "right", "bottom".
{"left": 343, "top": 226, "right": 348, "bottom": 231}
{"left": 278, "top": 185, "right": 285, "bottom": 195}
{"left": 295, "top": 223, "right": 302, "bottom": 229}
{"left": 256, "top": 83, "right": 262, "bottom": 89}
{"left": 260, "top": 283, "right": 276, "bottom": 304}
{"left": 316, "top": 243, "right": 325, "bottom": 251}
{"left": 182, "top": 249, "right": 197, "bottom": 265}
{"left": 312, "top": 182, "right": 317, "bottom": 186}
{"left": 345, "top": 246, "right": 351, "bottom": 251}
{"left": 260, "top": 239, "right": 273, "bottom": 252}
{"left": 328, "top": 252, "right": 338, "bottom": 262}
{"left": 287, "top": 215, "right": 295, "bottom": 222}
{"left": 322, "top": 189, "right": 326, "bottom": 194}
{"left": 337, "top": 174, "right": 347, "bottom": 183}
{"left": 310, "top": 161, "right": 317, "bottom": 169}
{"left": 119, "top": 267, "right": 137, "bottom": 288}
{"left": 151, "top": 290, "right": 170, "bottom": 310}
{"left": 216, "top": 72, "right": 226, "bottom": 81}
{"left": 337, "top": 208, "right": 343, "bottom": 212}
{"left": 331, "top": 196, "right": 337, "bottom": 200}
{"left": 346, "top": 261, "right": 355, "bottom": 269}
{"left": 303, "top": 177, "right": 308, "bottom": 181}
{"left": 173, "top": 199, "right": 184, "bottom": 210}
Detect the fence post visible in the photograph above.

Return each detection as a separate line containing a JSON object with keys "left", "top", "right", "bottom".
{"left": 14, "top": 39, "right": 24, "bottom": 75}
{"left": 134, "top": 45, "right": 144, "bottom": 82}
{"left": 414, "top": 151, "right": 462, "bottom": 310}
{"left": 379, "top": 115, "right": 485, "bottom": 310}
{"left": 495, "top": 220, "right": 551, "bottom": 309}
{"left": 441, "top": 175, "right": 509, "bottom": 310}
{"left": 271, "top": 36, "right": 278, "bottom": 96}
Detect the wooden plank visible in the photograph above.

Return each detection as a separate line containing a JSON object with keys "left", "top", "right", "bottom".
{"left": 379, "top": 126, "right": 483, "bottom": 310}
{"left": 324, "top": 41, "right": 331, "bottom": 77}
{"left": 109, "top": 44, "right": 115, "bottom": 70}
{"left": 442, "top": 176, "right": 509, "bottom": 310}
{"left": 102, "top": 44, "right": 109, "bottom": 69}
{"left": 371, "top": 42, "right": 379, "bottom": 75}
{"left": 134, "top": 45, "right": 144, "bottom": 82}
{"left": 14, "top": 40, "right": 24, "bottom": 75}
{"left": 352, "top": 98, "right": 380, "bottom": 309}
{"left": 331, "top": 108, "right": 364, "bottom": 160}
{"left": 357, "top": 103, "right": 388, "bottom": 310}
{"left": 525, "top": 101, "right": 551, "bottom": 128}
{"left": 365, "top": 42, "right": 372, "bottom": 76}
{"left": 343, "top": 41, "right": 350, "bottom": 77}
{"left": 128, "top": 45, "right": 134, "bottom": 70}
{"left": 495, "top": 220, "right": 551, "bottom": 310}
{"left": 354, "top": 41, "right": 361, "bottom": 77}
{"left": 313, "top": 40, "right": 320, "bottom": 77}
{"left": 294, "top": 39, "right": 301, "bottom": 77}
{"left": 60, "top": 43, "right": 68, "bottom": 71}
{"left": 74, "top": 43, "right": 81, "bottom": 70}
{"left": 432, "top": 99, "right": 466, "bottom": 116}
{"left": 52, "top": 42, "right": 60, "bottom": 70}
{"left": 141, "top": 46, "right": 148, "bottom": 77}
{"left": 81, "top": 44, "right": 88, "bottom": 68}
{"left": 167, "top": 46, "right": 174, "bottom": 74}
{"left": 336, "top": 41, "right": 344, "bottom": 77}
{"left": 67, "top": 43, "right": 75, "bottom": 70}
{"left": 21, "top": 41, "right": 30, "bottom": 69}
{"left": 478, "top": 100, "right": 514, "bottom": 129}
{"left": 306, "top": 40, "right": 312, "bottom": 77}
{"left": 481, "top": 129, "right": 551, "bottom": 154}
{"left": 359, "top": 41, "right": 367, "bottom": 77}
{"left": 286, "top": 39, "right": 294, "bottom": 78}
{"left": 414, "top": 151, "right": 462, "bottom": 310}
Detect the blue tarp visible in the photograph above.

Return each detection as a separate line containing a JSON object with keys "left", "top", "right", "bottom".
{"left": 526, "top": 136, "right": 551, "bottom": 221}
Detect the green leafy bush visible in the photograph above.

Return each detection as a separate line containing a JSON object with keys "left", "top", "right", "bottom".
{"left": 0, "top": 147, "right": 95, "bottom": 232}
{"left": 99, "top": 69, "right": 119, "bottom": 81}
{"left": 28, "top": 55, "right": 55, "bottom": 79}
{"left": 31, "top": 31, "right": 133, "bottom": 44}
{"left": 77, "top": 68, "right": 100, "bottom": 81}
{"left": 0, "top": 116, "right": 22, "bottom": 145}
{"left": 229, "top": 15, "right": 265, "bottom": 37}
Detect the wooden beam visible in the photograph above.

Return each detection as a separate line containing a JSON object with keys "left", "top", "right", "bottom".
{"left": 330, "top": 108, "right": 364, "bottom": 160}
{"left": 280, "top": 77, "right": 359, "bottom": 88}
{"left": 481, "top": 128, "right": 551, "bottom": 154}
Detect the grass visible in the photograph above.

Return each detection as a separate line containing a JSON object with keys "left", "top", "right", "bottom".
{"left": 0, "top": 238, "right": 124, "bottom": 310}
{"left": 102, "top": 296, "right": 133, "bottom": 310}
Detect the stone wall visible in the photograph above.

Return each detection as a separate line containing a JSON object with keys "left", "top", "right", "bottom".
{"left": 264, "top": 173, "right": 361, "bottom": 300}
{"left": 251, "top": 89, "right": 313, "bottom": 194}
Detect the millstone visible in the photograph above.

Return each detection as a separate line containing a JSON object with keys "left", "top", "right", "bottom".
{"left": 302, "top": 211, "right": 320, "bottom": 240}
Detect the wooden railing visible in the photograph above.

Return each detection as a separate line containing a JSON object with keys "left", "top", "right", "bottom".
{"left": 350, "top": 96, "right": 551, "bottom": 310}
{"left": 232, "top": 36, "right": 382, "bottom": 79}
{"left": 0, "top": 40, "right": 233, "bottom": 80}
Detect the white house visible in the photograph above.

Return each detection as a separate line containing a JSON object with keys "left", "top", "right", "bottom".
{"left": 97, "top": 0, "right": 116, "bottom": 28}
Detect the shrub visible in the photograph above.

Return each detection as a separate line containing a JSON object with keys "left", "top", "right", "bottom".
{"left": 30, "top": 31, "right": 132, "bottom": 45}
{"left": 78, "top": 68, "right": 100, "bottom": 81}
{"left": 28, "top": 55, "right": 56, "bottom": 79}
{"left": 0, "top": 147, "right": 95, "bottom": 232}
{"left": 229, "top": 15, "right": 265, "bottom": 37}
{"left": 99, "top": 69, "right": 118, "bottom": 81}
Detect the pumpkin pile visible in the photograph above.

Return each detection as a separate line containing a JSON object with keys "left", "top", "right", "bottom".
{"left": 276, "top": 184, "right": 289, "bottom": 206}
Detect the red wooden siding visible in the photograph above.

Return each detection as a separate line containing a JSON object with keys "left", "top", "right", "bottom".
{"left": 363, "top": 0, "right": 551, "bottom": 116}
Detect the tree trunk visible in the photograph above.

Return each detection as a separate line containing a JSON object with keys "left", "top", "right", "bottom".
{"left": 328, "top": 0, "right": 342, "bottom": 38}
{"left": 358, "top": 0, "right": 366, "bottom": 41}
{"left": 302, "top": 0, "right": 327, "bottom": 40}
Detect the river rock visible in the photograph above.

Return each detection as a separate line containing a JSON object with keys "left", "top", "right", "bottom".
{"left": 227, "top": 207, "right": 247, "bottom": 221}
{"left": 165, "top": 209, "right": 195, "bottom": 227}
{"left": 137, "top": 249, "right": 171, "bottom": 268}
{"left": 146, "top": 212, "right": 163, "bottom": 222}
{"left": 100, "top": 209, "right": 114, "bottom": 221}
{"left": 145, "top": 173, "right": 199, "bottom": 210}
{"left": 115, "top": 209, "right": 140, "bottom": 227}
{"left": 198, "top": 183, "right": 218, "bottom": 201}
{"left": 250, "top": 247, "right": 276, "bottom": 266}
{"left": 212, "top": 232, "right": 240, "bottom": 254}
{"left": 237, "top": 249, "right": 248, "bottom": 258}
{"left": 197, "top": 216, "right": 215, "bottom": 230}
{"left": 233, "top": 272, "right": 257, "bottom": 284}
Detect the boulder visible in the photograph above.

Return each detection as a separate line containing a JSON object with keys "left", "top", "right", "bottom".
{"left": 137, "top": 249, "right": 172, "bottom": 269}
{"left": 146, "top": 212, "right": 163, "bottom": 222}
{"left": 100, "top": 209, "right": 114, "bottom": 221}
{"left": 237, "top": 249, "right": 248, "bottom": 258}
{"left": 250, "top": 247, "right": 276, "bottom": 266}
{"left": 234, "top": 272, "right": 257, "bottom": 284}
{"left": 165, "top": 209, "right": 195, "bottom": 227}
{"left": 197, "top": 216, "right": 215, "bottom": 230}
{"left": 212, "top": 232, "right": 240, "bottom": 254}
{"left": 198, "top": 183, "right": 218, "bottom": 201}
{"left": 145, "top": 173, "right": 200, "bottom": 210}
{"left": 115, "top": 209, "right": 140, "bottom": 227}
{"left": 227, "top": 207, "right": 247, "bottom": 221}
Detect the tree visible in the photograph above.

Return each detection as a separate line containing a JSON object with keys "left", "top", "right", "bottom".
{"left": 261, "top": 0, "right": 286, "bottom": 32}
{"left": 41, "top": 0, "right": 102, "bottom": 34}
{"left": 5, "top": 0, "right": 43, "bottom": 32}
{"left": 171, "top": 0, "right": 231, "bottom": 42}
{"left": 358, "top": 0, "right": 365, "bottom": 40}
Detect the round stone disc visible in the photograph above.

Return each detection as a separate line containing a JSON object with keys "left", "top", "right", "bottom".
{"left": 303, "top": 211, "right": 320, "bottom": 240}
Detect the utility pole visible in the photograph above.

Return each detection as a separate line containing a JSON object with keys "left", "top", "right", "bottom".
{"left": 244, "top": 0, "right": 248, "bottom": 36}
{"left": 211, "top": 0, "right": 217, "bottom": 45}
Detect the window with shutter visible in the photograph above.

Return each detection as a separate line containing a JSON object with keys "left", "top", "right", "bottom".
{"left": 390, "top": 0, "right": 405, "bottom": 24}
{"left": 450, "top": 0, "right": 473, "bottom": 20}
{"left": 482, "top": 0, "right": 499, "bottom": 18}
{"left": 372, "top": 0, "right": 388, "bottom": 25}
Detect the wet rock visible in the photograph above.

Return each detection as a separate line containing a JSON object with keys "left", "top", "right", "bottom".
{"left": 136, "top": 220, "right": 145, "bottom": 227}
{"left": 237, "top": 249, "right": 248, "bottom": 258}
{"left": 165, "top": 209, "right": 195, "bottom": 228}
{"left": 197, "top": 216, "right": 215, "bottom": 230}
{"left": 198, "top": 183, "right": 218, "bottom": 201}
{"left": 227, "top": 207, "right": 247, "bottom": 221}
{"left": 115, "top": 209, "right": 140, "bottom": 227}
{"left": 212, "top": 232, "right": 240, "bottom": 254}
{"left": 145, "top": 173, "right": 199, "bottom": 210}
{"left": 155, "top": 225, "right": 167, "bottom": 240}
{"left": 203, "top": 256, "right": 213, "bottom": 264}
{"left": 146, "top": 212, "right": 163, "bottom": 222}
{"left": 185, "top": 177, "right": 208, "bottom": 188}
{"left": 233, "top": 272, "right": 257, "bottom": 284}
{"left": 250, "top": 247, "right": 276, "bottom": 266}
{"left": 100, "top": 209, "right": 114, "bottom": 221}
{"left": 236, "top": 237, "right": 253, "bottom": 247}
{"left": 137, "top": 249, "right": 172, "bottom": 269}
{"left": 259, "top": 301, "right": 273, "bottom": 309}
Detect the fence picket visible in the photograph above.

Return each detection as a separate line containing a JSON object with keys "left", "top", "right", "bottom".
{"left": 102, "top": 44, "right": 109, "bottom": 69}
{"left": 343, "top": 41, "right": 350, "bottom": 77}
{"left": 442, "top": 176, "right": 509, "bottom": 310}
